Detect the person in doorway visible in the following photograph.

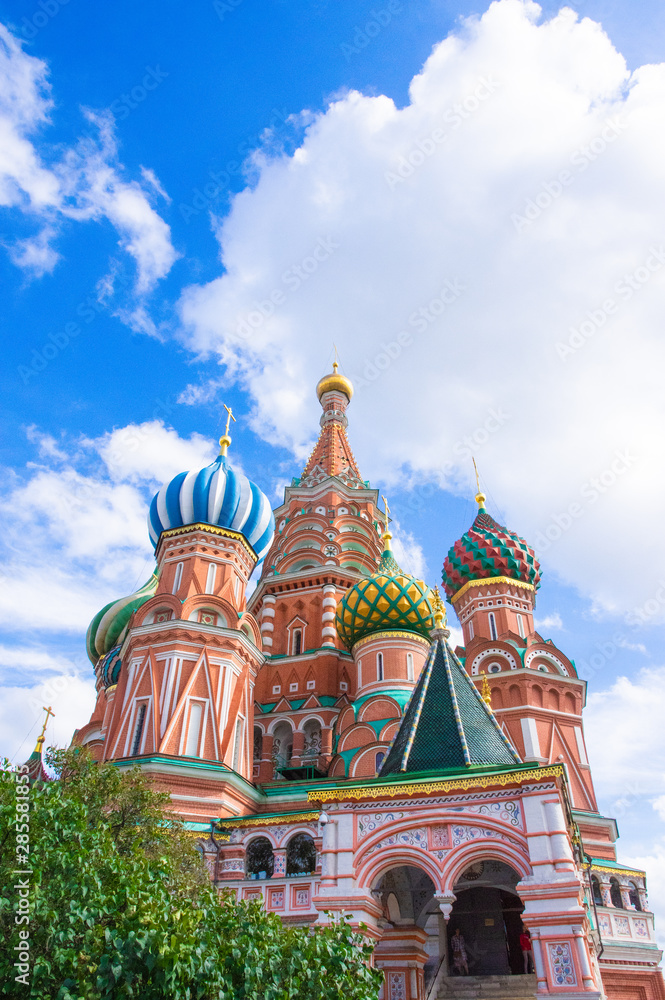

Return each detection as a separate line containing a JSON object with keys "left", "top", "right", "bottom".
{"left": 451, "top": 928, "right": 469, "bottom": 975}
{"left": 519, "top": 927, "right": 534, "bottom": 974}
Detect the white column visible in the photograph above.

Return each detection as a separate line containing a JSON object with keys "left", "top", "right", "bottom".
{"left": 322, "top": 585, "right": 337, "bottom": 646}
{"left": 261, "top": 595, "right": 275, "bottom": 649}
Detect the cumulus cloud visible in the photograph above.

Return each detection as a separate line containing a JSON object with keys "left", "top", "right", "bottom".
{"left": 584, "top": 667, "right": 665, "bottom": 798}
{"left": 0, "top": 421, "right": 217, "bottom": 637}
{"left": 534, "top": 612, "right": 564, "bottom": 631}
{"left": 0, "top": 23, "right": 176, "bottom": 293}
{"left": 177, "top": 0, "right": 665, "bottom": 619}
{"left": 0, "top": 670, "right": 96, "bottom": 762}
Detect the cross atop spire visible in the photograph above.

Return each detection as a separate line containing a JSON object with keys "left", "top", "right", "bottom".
{"left": 219, "top": 403, "right": 236, "bottom": 457}
{"left": 381, "top": 494, "right": 393, "bottom": 550}
{"left": 36, "top": 705, "right": 54, "bottom": 751}
{"left": 472, "top": 456, "right": 486, "bottom": 508}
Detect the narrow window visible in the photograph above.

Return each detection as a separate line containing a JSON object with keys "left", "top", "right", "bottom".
{"left": 357, "top": 659, "right": 363, "bottom": 688}
{"left": 205, "top": 562, "right": 217, "bottom": 594}
{"left": 293, "top": 629, "right": 302, "bottom": 656}
{"left": 629, "top": 883, "right": 642, "bottom": 911}
{"left": 489, "top": 612, "right": 498, "bottom": 640}
{"left": 375, "top": 751, "right": 386, "bottom": 772}
{"left": 377, "top": 652, "right": 384, "bottom": 682}
{"left": 609, "top": 878, "right": 623, "bottom": 909}
{"left": 131, "top": 704, "right": 146, "bottom": 755}
{"left": 185, "top": 702, "right": 203, "bottom": 757}
{"left": 516, "top": 613, "right": 525, "bottom": 638}
{"left": 468, "top": 619, "right": 474, "bottom": 639}
{"left": 172, "top": 561, "right": 183, "bottom": 595}
{"left": 591, "top": 876, "right": 603, "bottom": 906}
{"left": 232, "top": 718, "right": 244, "bottom": 771}
{"left": 407, "top": 652, "right": 414, "bottom": 682}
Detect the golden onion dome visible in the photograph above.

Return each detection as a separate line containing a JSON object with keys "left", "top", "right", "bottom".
{"left": 335, "top": 543, "right": 434, "bottom": 650}
{"left": 316, "top": 362, "right": 353, "bottom": 402}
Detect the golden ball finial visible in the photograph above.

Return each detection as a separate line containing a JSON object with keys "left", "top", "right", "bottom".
{"left": 316, "top": 361, "right": 353, "bottom": 402}
{"left": 431, "top": 585, "right": 447, "bottom": 630}
{"left": 475, "top": 492, "right": 486, "bottom": 508}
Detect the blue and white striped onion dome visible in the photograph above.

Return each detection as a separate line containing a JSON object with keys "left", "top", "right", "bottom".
{"left": 148, "top": 453, "right": 275, "bottom": 560}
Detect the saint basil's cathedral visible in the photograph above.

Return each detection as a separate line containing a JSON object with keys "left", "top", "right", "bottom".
{"left": 71, "top": 365, "right": 664, "bottom": 1000}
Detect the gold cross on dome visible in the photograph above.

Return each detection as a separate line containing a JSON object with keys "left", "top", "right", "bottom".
{"left": 219, "top": 403, "right": 237, "bottom": 456}
{"left": 381, "top": 494, "right": 391, "bottom": 532}
{"left": 36, "top": 705, "right": 54, "bottom": 748}
{"left": 223, "top": 403, "right": 236, "bottom": 437}
{"left": 472, "top": 456, "right": 486, "bottom": 508}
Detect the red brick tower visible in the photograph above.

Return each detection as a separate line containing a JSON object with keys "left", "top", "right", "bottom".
{"left": 248, "top": 364, "right": 386, "bottom": 781}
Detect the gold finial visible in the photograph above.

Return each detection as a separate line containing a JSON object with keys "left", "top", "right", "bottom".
{"left": 333, "top": 344, "right": 339, "bottom": 372}
{"left": 472, "top": 457, "right": 486, "bottom": 508}
{"left": 219, "top": 403, "right": 236, "bottom": 457}
{"left": 35, "top": 705, "right": 54, "bottom": 753}
{"left": 431, "top": 585, "right": 447, "bottom": 629}
{"left": 481, "top": 673, "right": 492, "bottom": 707}
{"left": 380, "top": 494, "right": 392, "bottom": 549}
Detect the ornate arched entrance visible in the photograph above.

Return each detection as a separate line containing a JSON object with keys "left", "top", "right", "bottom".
{"left": 448, "top": 860, "right": 526, "bottom": 976}
{"left": 372, "top": 865, "right": 441, "bottom": 999}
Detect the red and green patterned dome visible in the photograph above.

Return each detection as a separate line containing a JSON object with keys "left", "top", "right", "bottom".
{"left": 442, "top": 504, "right": 541, "bottom": 599}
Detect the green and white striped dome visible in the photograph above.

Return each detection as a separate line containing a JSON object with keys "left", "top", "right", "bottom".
{"left": 86, "top": 570, "right": 159, "bottom": 664}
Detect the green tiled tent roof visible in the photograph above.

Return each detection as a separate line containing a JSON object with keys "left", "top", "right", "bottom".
{"left": 379, "top": 634, "right": 521, "bottom": 775}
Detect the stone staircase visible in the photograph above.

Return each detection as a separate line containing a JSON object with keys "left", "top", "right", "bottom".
{"left": 435, "top": 974, "right": 537, "bottom": 1000}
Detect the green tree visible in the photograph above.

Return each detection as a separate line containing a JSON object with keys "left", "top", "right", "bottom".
{"left": 0, "top": 748, "right": 382, "bottom": 1000}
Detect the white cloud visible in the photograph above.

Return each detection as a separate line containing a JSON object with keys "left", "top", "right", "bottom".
{"left": 177, "top": 0, "right": 665, "bottom": 620}
{"left": 0, "top": 421, "right": 218, "bottom": 637}
{"left": 0, "top": 23, "right": 176, "bottom": 294}
{"left": 391, "top": 520, "right": 428, "bottom": 580}
{"left": 584, "top": 667, "right": 665, "bottom": 798}
{"left": 535, "top": 612, "right": 564, "bottom": 631}
{"left": 0, "top": 670, "right": 96, "bottom": 762}
{"left": 94, "top": 420, "right": 217, "bottom": 485}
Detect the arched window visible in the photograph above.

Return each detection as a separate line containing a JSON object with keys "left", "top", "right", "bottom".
{"left": 629, "top": 882, "right": 642, "bottom": 911}
{"left": 377, "top": 652, "right": 384, "bottom": 682}
{"left": 610, "top": 878, "right": 623, "bottom": 908}
{"left": 468, "top": 618, "right": 474, "bottom": 640}
{"left": 272, "top": 722, "right": 293, "bottom": 770}
{"left": 516, "top": 613, "right": 525, "bottom": 638}
{"left": 253, "top": 726, "right": 263, "bottom": 763}
{"left": 131, "top": 704, "right": 146, "bottom": 755}
{"left": 302, "top": 720, "right": 322, "bottom": 762}
{"left": 406, "top": 652, "right": 414, "bottom": 682}
{"left": 489, "top": 613, "right": 497, "bottom": 640}
{"left": 293, "top": 629, "right": 302, "bottom": 656}
{"left": 591, "top": 875, "right": 603, "bottom": 906}
{"left": 246, "top": 837, "right": 274, "bottom": 879}
{"left": 375, "top": 751, "right": 386, "bottom": 772}
{"left": 286, "top": 833, "right": 316, "bottom": 875}
{"left": 205, "top": 562, "right": 217, "bottom": 594}
{"left": 357, "top": 659, "right": 363, "bottom": 688}
{"left": 172, "top": 561, "right": 183, "bottom": 595}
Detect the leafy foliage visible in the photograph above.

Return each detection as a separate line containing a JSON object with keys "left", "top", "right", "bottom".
{"left": 0, "top": 748, "right": 382, "bottom": 999}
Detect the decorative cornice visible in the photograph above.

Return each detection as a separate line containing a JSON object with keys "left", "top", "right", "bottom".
{"left": 218, "top": 811, "right": 320, "bottom": 828}
{"left": 451, "top": 576, "right": 535, "bottom": 605}
{"left": 351, "top": 630, "right": 431, "bottom": 652}
{"left": 586, "top": 863, "right": 646, "bottom": 877}
{"left": 307, "top": 764, "right": 564, "bottom": 803}
{"left": 159, "top": 522, "right": 257, "bottom": 561}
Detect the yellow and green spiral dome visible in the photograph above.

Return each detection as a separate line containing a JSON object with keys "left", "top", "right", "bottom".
{"left": 335, "top": 545, "right": 434, "bottom": 649}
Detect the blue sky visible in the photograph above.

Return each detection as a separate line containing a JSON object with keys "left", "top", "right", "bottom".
{"left": 1, "top": 0, "right": 665, "bottom": 936}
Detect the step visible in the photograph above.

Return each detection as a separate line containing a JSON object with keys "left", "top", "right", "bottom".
{"left": 436, "top": 974, "right": 537, "bottom": 1000}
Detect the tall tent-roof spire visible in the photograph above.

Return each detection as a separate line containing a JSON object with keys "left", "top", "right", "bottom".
{"left": 300, "top": 361, "right": 365, "bottom": 488}
{"left": 378, "top": 621, "right": 521, "bottom": 776}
